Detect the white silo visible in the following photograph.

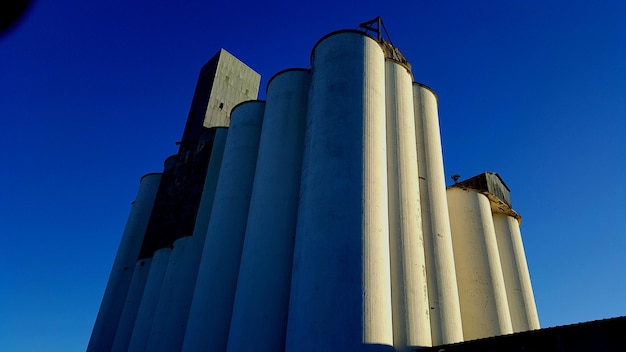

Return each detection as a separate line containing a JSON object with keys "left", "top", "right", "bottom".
{"left": 182, "top": 101, "right": 265, "bottom": 352}
{"left": 87, "top": 172, "right": 161, "bottom": 352}
{"left": 111, "top": 258, "right": 151, "bottom": 351}
{"left": 145, "top": 128, "right": 229, "bottom": 352}
{"left": 492, "top": 212, "right": 540, "bottom": 332}
{"left": 385, "top": 60, "right": 431, "bottom": 350}
{"left": 227, "top": 69, "right": 310, "bottom": 352}
{"left": 127, "top": 247, "right": 172, "bottom": 352}
{"left": 285, "top": 30, "right": 393, "bottom": 351}
{"left": 447, "top": 187, "right": 513, "bottom": 340}
{"left": 412, "top": 83, "right": 464, "bottom": 344}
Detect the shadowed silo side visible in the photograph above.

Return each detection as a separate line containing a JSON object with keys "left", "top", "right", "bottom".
{"left": 87, "top": 173, "right": 161, "bottom": 352}
{"left": 182, "top": 101, "right": 265, "bottom": 352}
{"left": 127, "top": 247, "right": 171, "bottom": 352}
{"left": 412, "top": 83, "right": 464, "bottom": 345}
{"left": 447, "top": 187, "right": 513, "bottom": 340}
{"left": 385, "top": 60, "right": 431, "bottom": 351}
{"left": 285, "top": 30, "right": 393, "bottom": 352}
{"left": 227, "top": 69, "right": 310, "bottom": 352}
{"left": 111, "top": 258, "right": 151, "bottom": 351}
{"left": 493, "top": 212, "right": 540, "bottom": 332}
{"left": 146, "top": 128, "right": 229, "bottom": 352}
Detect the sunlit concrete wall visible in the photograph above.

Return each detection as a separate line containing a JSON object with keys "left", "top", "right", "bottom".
{"left": 447, "top": 187, "right": 513, "bottom": 340}
{"left": 493, "top": 212, "right": 540, "bottom": 332}
{"left": 385, "top": 59, "right": 431, "bottom": 351}
{"left": 204, "top": 50, "right": 260, "bottom": 128}
{"left": 413, "top": 84, "right": 464, "bottom": 345}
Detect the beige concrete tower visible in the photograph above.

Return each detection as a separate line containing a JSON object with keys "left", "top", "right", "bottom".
{"left": 413, "top": 83, "right": 464, "bottom": 345}
{"left": 447, "top": 172, "right": 540, "bottom": 340}
{"left": 385, "top": 60, "right": 431, "bottom": 350}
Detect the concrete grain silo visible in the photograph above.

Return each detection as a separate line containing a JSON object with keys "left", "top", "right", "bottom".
{"left": 88, "top": 20, "right": 542, "bottom": 352}
{"left": 87, "top": 173, "right": 161, "bottom": 352}
{"left": 227, "top": 69, "right": 310, "bottom": 352}
{"left": 146, "top": 128, "right": 228, "bottom": 352}
{"left": 88, "top": 49, "right": 260, "bottom": 352}
{"left": 493, "top": 212, "right": 540, "bottom": 332}
{"left": 285, "top": 30, "right": 393, "bottom": 352}
{"left": 111, "top": 258, "right": 151, "bottom": 351}
{"left": 182, "top": 101, "right": 265, "bottom": 352}
{"left": 385, "top": 59, "right": 431, "bottom": 351}
{"left": 412, "top": 83, "right": 464, "bottom": 345}
{"left": 447, "top": 173, "right": 519, "bottom": 340}
{"left": 127, "top": 246, "right": 172, "bottom": 352}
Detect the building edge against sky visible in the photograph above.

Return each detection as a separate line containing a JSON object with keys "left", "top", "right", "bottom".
{"left": 88, "top": 22, "right": 541, "bottom": 352}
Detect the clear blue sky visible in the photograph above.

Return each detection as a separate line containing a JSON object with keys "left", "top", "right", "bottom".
{"left": 1, "top": 1, "right": 624, "bottom": 350}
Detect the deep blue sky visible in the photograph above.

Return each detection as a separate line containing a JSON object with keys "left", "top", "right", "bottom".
{"left": 1, "top": 1, "right": 624, "bottom": 350}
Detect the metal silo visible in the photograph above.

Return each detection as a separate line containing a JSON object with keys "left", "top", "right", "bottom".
{"left": 127, "top": 247, "right": 172, "bottom": 352}
{"left": 227, "top": 69, "right": 310, "bottom": 352}
{"left": 492, "top": 212, "right": 540, "bottom": 332}
{"left": 385, "top": 60, "right": 431, "bottom": 350}
{"left": 447, "top": 187, "right": 513, "bottom": 340}
{"left": 412, "top": 83, "right": 464, "bottom": 344}
{"left": 182, "top": 101, "right": 265, "bottom": 352}
{"left": 111, "top": 258, "right": 152, "bottom": 351}
{"left": 145, "top": 128, "right": 229, "bottom": 352}
{"left": 87, "top": 172, "right": 161, "bottom": 352}
{"left": 285, "top": 30, "right": 393, "bottom": 352}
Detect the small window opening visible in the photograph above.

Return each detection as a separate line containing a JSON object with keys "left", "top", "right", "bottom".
{"left": 219, "top": 102, "right": 224, "bottom": 110}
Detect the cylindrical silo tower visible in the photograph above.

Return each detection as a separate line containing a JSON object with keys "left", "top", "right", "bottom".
{"left": 87, "top": 172, "right": 161, "bottom": 352}
{"left": 385, "top": 60, "right": 431, "bottom": 350}
{"left": 127, "top": 247, "right": 172, "bottom": 352}
{"left": 145, "top": 128, "right": 229, "bottom": 352}
{"left": 447, "top": 187, "right": 513, "bottom": 340}
{"left": 182, "top": 101, "right": 265, "bottom": 352}
{"left": 227, "top": 69, "right": 310, "bottom": 352}
{"left": 492, "top": 212, "right": 540, "bottom": 332}
{"left": 285, "top": 30, "right": 393, "bottom": 352}
{"left": 412, "top": 83, "right": 464, "bottom": 345}
{"left": 111, "top": 258, "right": 152, "bottom": 352}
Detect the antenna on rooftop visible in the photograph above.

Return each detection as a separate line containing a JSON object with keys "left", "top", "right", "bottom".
{"left": 358, "top": 16, "right": 410, "bottom": 69}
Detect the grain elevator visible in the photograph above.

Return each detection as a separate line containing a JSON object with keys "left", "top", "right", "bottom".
{"left": 87, "top": 19, "right": 540, "bottom": 352}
